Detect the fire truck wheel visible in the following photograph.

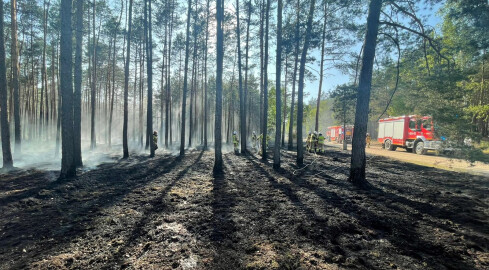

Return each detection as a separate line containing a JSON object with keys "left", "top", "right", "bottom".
{"left": 385, "top": 140, "right": 395, "bottom": 151}
{"left": 415, "top": 141, "right": 426, "bottom": 155}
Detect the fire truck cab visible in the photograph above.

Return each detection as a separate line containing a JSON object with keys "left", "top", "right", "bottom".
{"left": 378, "top": 115, "right": 442, "bottom": 155}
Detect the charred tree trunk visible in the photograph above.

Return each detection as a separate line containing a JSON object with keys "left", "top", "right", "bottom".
{"left": 349, "top": 0, "right": 382, "bottom": 187}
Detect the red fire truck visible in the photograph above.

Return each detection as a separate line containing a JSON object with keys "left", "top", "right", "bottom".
{"left": 327, "top": 125, "right": 354, "bottom": 144}
{"left": 377, "top": 115, "right": 442, "bottom": 155}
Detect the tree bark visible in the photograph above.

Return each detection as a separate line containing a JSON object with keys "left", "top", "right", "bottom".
{"left": 282, "top": 57, "right": 287, "bottom": 147}
{"left": 288, "top": 0, "right": 300, "bottom": 150}
{"left": 90, "top": 0, "right": 97, "bottom": 149}
{"left": 214, "top": 0, "right": 224, "bottom": 173}
{"left": 348, "top": 0, "right": 382, "bottom": 187}
{"left": 273, "top": 0, "right": 283, "bottom": 168}
{"left": 123, "top": 0, "right": 133, "bottom": 158}
{"left": 244, "top": 0, "right": 251, "bottom": 138}
{"left": 180, "top": 0, "right": 192, "bottom": 156}
{"left": 236, "top": 0, "right": 246, "bottom": 154}
{"left": 11, "top": 0, "right": 21, "bottom": 155}
{"left": 146, "top": 0, "right": 155, "bottom": 157}
{"left": 59, "top": 0, "right": 76, "bottom": 179}
{"left": 315, "top": 9, "right": 327, "bottom": 132}
{"left": 261, "top": 0, "right": 270, "bottom": 160}
{"left": 297, "top": 0, "right": 316, "bottom": 166}
{"left": 203, "top": 0, "right": 210, "bottom": 150}
{"left": 74, "top": 0, "right": 83, "bottom": 167}
{"left": 0, "top": 2, "right": 13, "bottom": 169}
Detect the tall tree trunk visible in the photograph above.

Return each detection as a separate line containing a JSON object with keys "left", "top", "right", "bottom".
{"left": 0, "top": 2, "right": 13, "bottom": 169}
{"left": 40, "top": 0, "right": 50, "bottom": 140}
{"left": 214, "top": 0, "right": 224, "bottom": 173}
{"left": 288, "top": 0, "right": 300, "bottom": 150}
{"left": 261, "top": 0, "right": 270, "bottom": 160}
{"left": 11, "top": 0, "right": 21, "bottom": 154}
{"left": 189, "top": 16, "right": 198, "bottom": 147}
{"left": 203, "top": 0, "right": 210, "bottom": 150}
{"left": 59, "top": 0, "right": 76, "bottom": 179}
{"left": 296, "top": 0, "right": 315, "bottom": 166}
{"left": 282, "top": 57, "right": 287, "bottom": 147}
{"left": 180, "top": 0, "right": 192, "bottom": 155}
{"left": 146, "top": 0, "right": 155, "bottom": 157}
{"left": 167, "top": 0, "right": 175, "bottom": 147}
{"left": 273, "top": 0, "right": 282, "bottom": 168}
{"left": 90, "top": 0, "right": 97, "bottom": 149}
{"left": 236, "top": 0, "right": 246, "bottom": 154}
{"left": 123, "top": 0, "right": 133, "bottom": 158}
{"left": 244, "top": 0, "right": 251, "bottom": 138}
{"left": 315, "top": 11, "right": 327, "bottom": 132}
{"left": 55, "top": 39, "right": 61, "bottom": 157}
{"left": 259, "top": 0, "right": 264, "bottom": 135}
{"left": 74, "top": 0, "right": 83, "bottom": 167}
{"left": 109, "top": 4, "right": 122, "bottom": 148}
{"left": 349, "top": 0, "right": 382, "bottom": 187}
{"left": 160, "top": 13, "right": 168, "bottom": 146}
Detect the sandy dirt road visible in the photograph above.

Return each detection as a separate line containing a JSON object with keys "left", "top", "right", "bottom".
{"left": 325, "top": 142, "right": 489, "bottom": 177}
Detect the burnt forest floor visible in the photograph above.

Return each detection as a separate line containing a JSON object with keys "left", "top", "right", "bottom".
{"left": 0, "top": 145, "right": 488, "bottom": 270}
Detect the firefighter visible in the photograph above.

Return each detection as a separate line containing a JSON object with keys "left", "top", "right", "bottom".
{"left": 257, "top": 133, "right": 264, "bottom": 155}
{"left": 233, "top": 131, "right": 239, "bottom": 154}
{"left": 317, "top": 132, "right": 325, "bottom": 153}
{"left": 252, "top": 131, "right": 258, "bottom": 152}
{"left": 153, "top": 131, "right": 158, "bottom": 150}
{"left": 306, "top": 131, "right": 312, "bottom": 151}
{"left": 311, "top": 131, "right": 318, "bottom": 153}
{"left": 366, "top": 133, "right": 371, "bottom": 148}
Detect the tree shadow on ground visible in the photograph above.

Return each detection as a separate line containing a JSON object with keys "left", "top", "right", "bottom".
{"left": 208, "top": 154, "right": 241, "bottom": 269}
{"left": 0, "top": 153, "right": 185, "bottom": 269}
{"left": 244, "top": 152, "right": 479, "bottom": 269}
{"left": 108, "top": 151, "right": 205, "bottom": 267}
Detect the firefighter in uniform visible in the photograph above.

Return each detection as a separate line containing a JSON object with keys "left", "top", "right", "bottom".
{"left": 153, "top": 131, "right": 158, "bottom": 150}
{"left": 311, "top": 131, "right": 318, "bottom": 153}
{"left": 257, "top": 133, "right": 264, "bottom": 155}
{"left": 252, "top": 131, "right": 258, "bottom": 152}
{"left": 366, "top": 133, "right": 371, "bottom": 148}
{"left": 306, "top": 132, "right": 312, "bottom": 151}
{"left": 233, "top": 131, "right": 239, "bottom": 153}
{"left": 317, "top": 132, "right": 325, "bottom": 153}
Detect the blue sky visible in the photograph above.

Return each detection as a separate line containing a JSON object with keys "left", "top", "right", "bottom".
{"left": 300, "top": 2, "right": 444, "bottom": 103}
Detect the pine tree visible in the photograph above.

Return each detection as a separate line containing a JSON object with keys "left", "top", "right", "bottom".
{"left": 349, "top": 0, "right": 382, "bottom": 187}
{"left": 0, "top": 1, "right": 13, "bottom": 169}
{"left": 59, "top": 0, "right": 76, "bottom": 179}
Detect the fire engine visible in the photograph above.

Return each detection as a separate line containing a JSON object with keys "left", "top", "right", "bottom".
{"left": 377, "top": 115, "right": 442, "bottom": 155}
{"left": 327, "top": 125, "right": 354, "bottom": 144}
